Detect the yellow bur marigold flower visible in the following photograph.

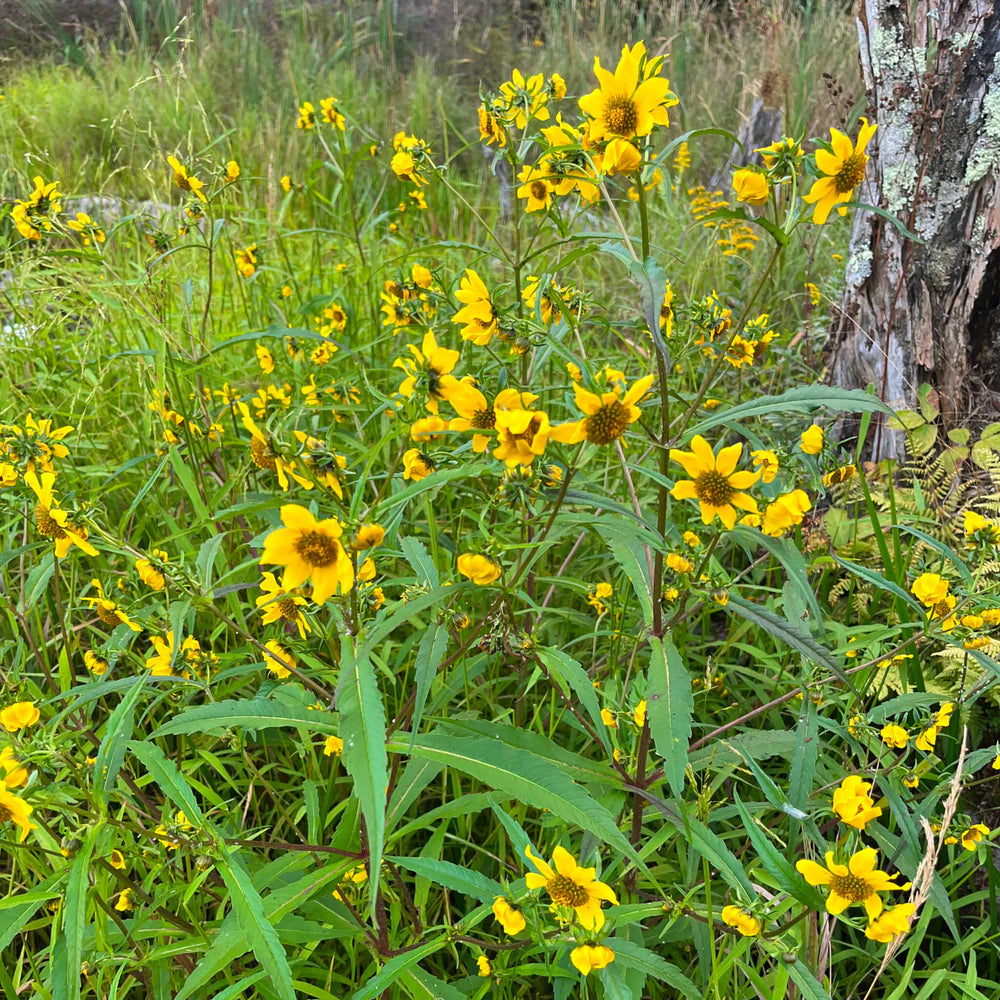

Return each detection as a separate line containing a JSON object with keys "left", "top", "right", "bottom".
{"left": 393, "top": 330, "right": 463, "bottom": 414}
{"left": 0, "top": 702, "right": 40, "bottom": 732}
{"left": 669, "top": 435, "right": 760, "bottom": 530}
{"left": 223, "top": 159, "right": 240, "bottom": 182}
{"left": 320, "top": 96, "right": 345, "bottom": 129}
{"left": 262, "top": 640, "right": 295, "bottom": 679}
{"left": 493, "top": 389, "right": 567, "bottom": 467}
{"left": 146, "top": 632, "right": 176, "bottom": 676}
{"left": 457, "top": 553, "right": 502, "bottom": 586}
{"left": 571, "top": 943, "right": 615, "bottom": 976}
{"left": 0, "top": 780, "right": 34, "bottom": 841}
{"left": 478, "top": 105, "right": 507, "bottom": 147}
{"left": 732, "top": 168, "right": 769, "bottom": 206}
{"left": 804, "top": 118, "right": 877, "bottom": 224}
{"left": 476, "top": 956, "right": 491, "bottom": 977}
{"left": 800, "top": 424, "right": 824, "bottom": 455}
{"left": 85, "top": 650, "right": 109, "bottom": 675}
{"left": 66, "top": 211, "right": 105, "bottom": 245}
{"left": 721, "top": 904, "right": 760, "bottom": 936}
{"left": 448, "top": 380, "right": 497, "bottom": 453}
{"left": 492, "top": 896, "right": 526, "bottom": 935}
{"left": 761, "top": 489, "right": 812, "bottom": 537}
{"left": 750, "top": 449, "right": 779, "bottom": 483}
{"left": 25, "top": 470, "right": 98, "bottom": 558}
{"left": 602, "top": 137, "right": 642, "bottom": 176}
{"left": 960, "top": 824, "right": 990, "bottom": 851}
{"left": 823, "top": 464, "right": 857, "bottom": 487}
{"left": 256, "top": 571, "right": 311, "bottom": 638}
{"left": 452, "top": 269, "right": 497, "bottom": 346}
{"left": 0, "top": 747, "right": 28, "bottom": 789}
{"left": 497, "top": 68, "right": 549, "bottom": 129}
{"left": 796, "top": 847, "right": 902, "bottom": 918}
{"left": 517, "top": 163, "right": 554, "bottom": 212}
{"left": 351, "top": 524, "right": 385, "bottom": 551}
{"left": 167, "top": 155, "right": 206, "bottom": 203}
{"left": 880, "top": 724, "right": 909, "bottom": 749}
{"left": 324, "top": 735, "right": 344, "bottom": 756}
{"left": 831, "top": 775, "right": 882, "bottom": 830}
{"left": 634, "top": 700, "right": 647, "bottom": 727}
{"left": 296, "top": 101, "right": 316, "bottom": 129}
{"left": 578, "top": 42, "right": 677, "bottom": 143}
{"left": 557, "top": 374, "right": 655, "bottom": 446}
{"left": 135, "top": 549, "right": 169, "bottom": 590}
{"left": 115, "top": 888, "right": 134, "bottom": 912}
{"left": 260, "top": 505, "right": 354, "bottom": 604}
{"left": 601, "top": 708, "right": 617, "bottom": 729}
{"left": 85, "top": 579, "right": 142, "bottom": 632}
{"left": 402, "top": 449, "right": 435, "bottom": 481}
{"left": 865, "top": 903, "right": 916, "bottom": 943}
{"left": 911, "top": 573, "right": 949, "bottom": 608}
{"left": 524, "top": 845, "right": 617, "bottom": 930}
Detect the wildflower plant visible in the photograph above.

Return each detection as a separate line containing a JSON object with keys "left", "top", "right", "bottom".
{"left": 0, "top": 22, "right": 995, "bottom": 1000}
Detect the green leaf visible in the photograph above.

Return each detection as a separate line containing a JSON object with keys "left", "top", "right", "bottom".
{"left": 686, "top": 385, "right": 893, "bottom": 437}
{"left": 351, "top": 937, "right": 449, "bottom": 1000}
{"left": 609, "top": 939, "right": 700, "bottom": 999}
{"left": 400, "top": 536, "right": 439, "bottom": 588}
{"left": 829, "top": 554, "right": 926, "bottom": 613}
{"left": 128, "top": 740, "right": 204, "bottom": 822}
{"left": 410, "top": 623, "right": 449, "bottom": 748}
{"left": 57, "top": 828, "right": 97, "bottom": 1000}
{"left": 151, "top": 697, "right": 340, "bottom": 738}
{"left": 386, "top": 856, "right": 505, "bottom": 903}
{"left": 214, "top": 849, "right": 296, "bottom": 1000}
{"left": 0, "top": 873, "right": 66, "bottom": 951}
{"left": 786, "top": 960, "right": 834, "bottom": 1000}
{"left": 398, "top": 734, "right": 645, "bottom": 870}
{"left": 336, "top": 638, "right": 388, "bottom": 922}
{"left": 398, "top": 966, "right": 468, "bottom": 1000}
{"left": 646, "top": 635, "right": 692, "bottom": 798}
{"left": 96, "top": 673, "right": 147, "bottom": 798}
{"left": 534, "top": 646, "right": 611, "bottom": 755}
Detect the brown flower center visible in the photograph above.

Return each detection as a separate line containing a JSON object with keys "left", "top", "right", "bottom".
{"left": 693, "top": 470, "right": 735, "bottom": 507}
{"left": 828, "top": 872, "right": 872, "bottom": 902}
{"left": 530, "top": 180, "right": 548, "bottom": 201}
{"left": 584, "top": 400, "right": 631, "bottom": 445}
{"left": 513, "top": 416, "right": 543, "bottom": 445}
{"left": 472, "top": 408, "right": 496, "bottom": 430}
{"left": 251, "top": 436, "right": 278, "bottom": 471}
{"left": 97, "top": 602, "right": 125, "bottom": 627}
{"left": 294, "top": 529, "right": 341, "bottom": 568}
{"left": 548, "top": 874, "right": 590, "bottom": 908}
{"left": 0, "top": 802, "right": 12, "bottom": 823}
{"left": 931, "top": 600, "right": 952, "bottom": 619}
{"left": 35, "top": 504, "right": 66, "bottom": 539}
{"left": 604, "top": 95, "right": 639, "bottom": 136}
{"left": 834, "top": 151, "right": 867, "bottom": 193}
{"left": 276, "top": 596, "right": 301, "bottom": 620}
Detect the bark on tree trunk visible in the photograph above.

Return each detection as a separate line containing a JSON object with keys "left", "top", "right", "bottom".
{"left": 832, "top": 0, "right": 1000, "bottom": 459}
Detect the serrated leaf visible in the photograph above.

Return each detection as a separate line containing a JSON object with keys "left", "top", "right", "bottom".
{"left": 535, "top": 646, "right": 611, "bottom": 755}
{"left": 646, "top": 635, "right": 692, "bottom": 798}
{"left": 410, "top": 623, "right": 448, "bottom": 749}
{"left": 609, "top": 939, "right": 700, "bottom": 999}
{"left": 386, "top": 856, "right": 505, "bottom": 903}
{"left": 151, "top": 697, "right": 339, "bottom": 738}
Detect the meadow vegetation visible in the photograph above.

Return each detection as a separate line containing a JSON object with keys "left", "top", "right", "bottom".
{"left": 1, "top": 2, "right": 1000, "bottom": 998}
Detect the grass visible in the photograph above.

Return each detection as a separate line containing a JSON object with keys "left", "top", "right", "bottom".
{"left": 1, "top": 3, "right": 999, "bottom": 999}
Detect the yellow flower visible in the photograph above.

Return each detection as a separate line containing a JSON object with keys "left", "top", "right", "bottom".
{"left": 556, "top": 374, "right": 655, "bottom": 446}
{"left": 550, "top": 73, "right": 566, "bottom": 99}
{"left": 155, "top": 810, "right": 193, "bottom": 849}
{"left": 0, "top": 748, "right": 27, "bottom": 788}
{"left": 166, "top": 155, "right": 206, "bottom": 203}
{"left": 961, "top": 824, "right": 990, "bottom": 851}
{"left": 84, "top": 650, "right": 109, "bottom": 675}
{"left": 497, "top": 68, "right": 549, "bottom": 129}
{"left": 963, "top": 510, "right": 1000, "bottom": 546}
{"left": 410, "top": 416, "right": 449, "bottom": 442}
{"left": 805, "top": 282, "right": 821, "bottom": 306}
{"left": 666, "top": 553, "right": 693, "bottom": 573}
{"left": 588, "top": 581, "right": 613, "bottom": 614}
{"left": 524, "top": 845, "right": 617, "bottom": 930}
{"left": 135, "top": 549, "right": 169, "bottom": 591}
{"left": 224, "top": 159, "right": 240, "bottom": 182}
{"left": 324, "top": 735, "right": 344, "bottom": 757}
{"left": 914, "top": 726, "right": 939, "bottom": 752}
{"left": 570, "top": 943, "right": 615, "bottom": 976}
{"left": 865, "top": 903, "right": 915, "bottom": 943}
{"left": 633, "top": 700, "right": 647, "bottom": 727}
{"left": 402, "top": 449, "right": 435, "bottom": 481}
{"left": 831, "top": 776, "right": 882, "bottom": 830}
{"left": 721, "top": 904, "right": 760, "bottom": 936}
{"left": 795, "top": 847, "right": 902, "bottom": 918}
{"left": 602, "top": 137, "right": 642, "bottom": 176}
{"left": 669, "top": 435, "right": 760, "bottom": 530}
{"left": 880, "top": 724, "right": 909, "bottom": 749}
{"left": 732, "top": 168, "right": 769, "bottom": 206}
{"left": 0, "top": 702, "right": 39, "bottom": 733}
{"left": 911, "top": 573, "right": 949, "bottom": 608}
{"left": 750, "top": 450, "right": 779, "bottom": 484}
{"left": 804, "top": 118, "right": 877, "bottom": 224}
{"left": 493, "top": 389, "right": 564, "bottom": 467}
{"left": 800, "top": 424, "right": 824, "bottom": 455}
{"left": 452, "top": 269, "right": 497, "bottom": 346}
{"left": 320, "top": 96, "right": 346, "bottom": 130}
{"left": 492, "top": 896, "right": 526, "bottom": 935}
{"left": 262, "top": 640, "right": 295, "bottom": 679}
{"left": 351, "top": 524, "right": 385, "bottom": 551}
{"left": 255, "top": 571, "right": 311, "bottom": 639}
{"left": 296, "top": 102, "right": 316, "bottom": 129}
{"left": 393, "top": 330, "right": 463, "bottom": 415}
{"left": 146, "top": 632, "right": 176, "bottom": 676}
{"left": 516, "top": 164, "right": 553, "bottom": 213}
{"left": 578, "top": 42, "right": 677, "bottom": 142}
{"left": 115, "top": 888, "right": 134, "bottom": 912}
{"left": 358, "top": 557, "right": 376, "bottom": 583}
{"left": 281, "top": 174, "right": 292, "bottom": 192}
{"left": 823, "top": 464, "right": 857, "bottom": 487}
{"left": 760, "top": 489, "right": 812, "bottom": 538}
{"left": 457, "top": 553, "right": 502, "bottom": 586}
{"left": 447, "top": 380, "right": 497, "bottom": 453}
{"left": 260, "top": 505, "right": 354, "bottom": 604}
{"left": 478, "top": 105, "right": 507, "bottom": 147}
{"left": 600, "top": 708, "right": 617, "bottom": 729}
{"left": 24, "top": 470, "right": 98, "bottom": 558}
{"left": 85, "top": 579, "right": 142, "bottom": 632}
{"left": 66, "top": 211, "right": 105, "bottom": 245}
{"left": 903, "top": 774, "right": 920, "bottom": 789}
{"left": 476, "top": 956, "right": 491, "bottom": 977}
{"left": 235, "top": 244, "right": 259, "bottom": 279}
{"left": 0, "top": 781, "right": 34, "bottom": 841}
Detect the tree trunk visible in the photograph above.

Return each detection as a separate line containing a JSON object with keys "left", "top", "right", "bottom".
{"left": 832, "top": 0, "right": 1000, "bottom": 458}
